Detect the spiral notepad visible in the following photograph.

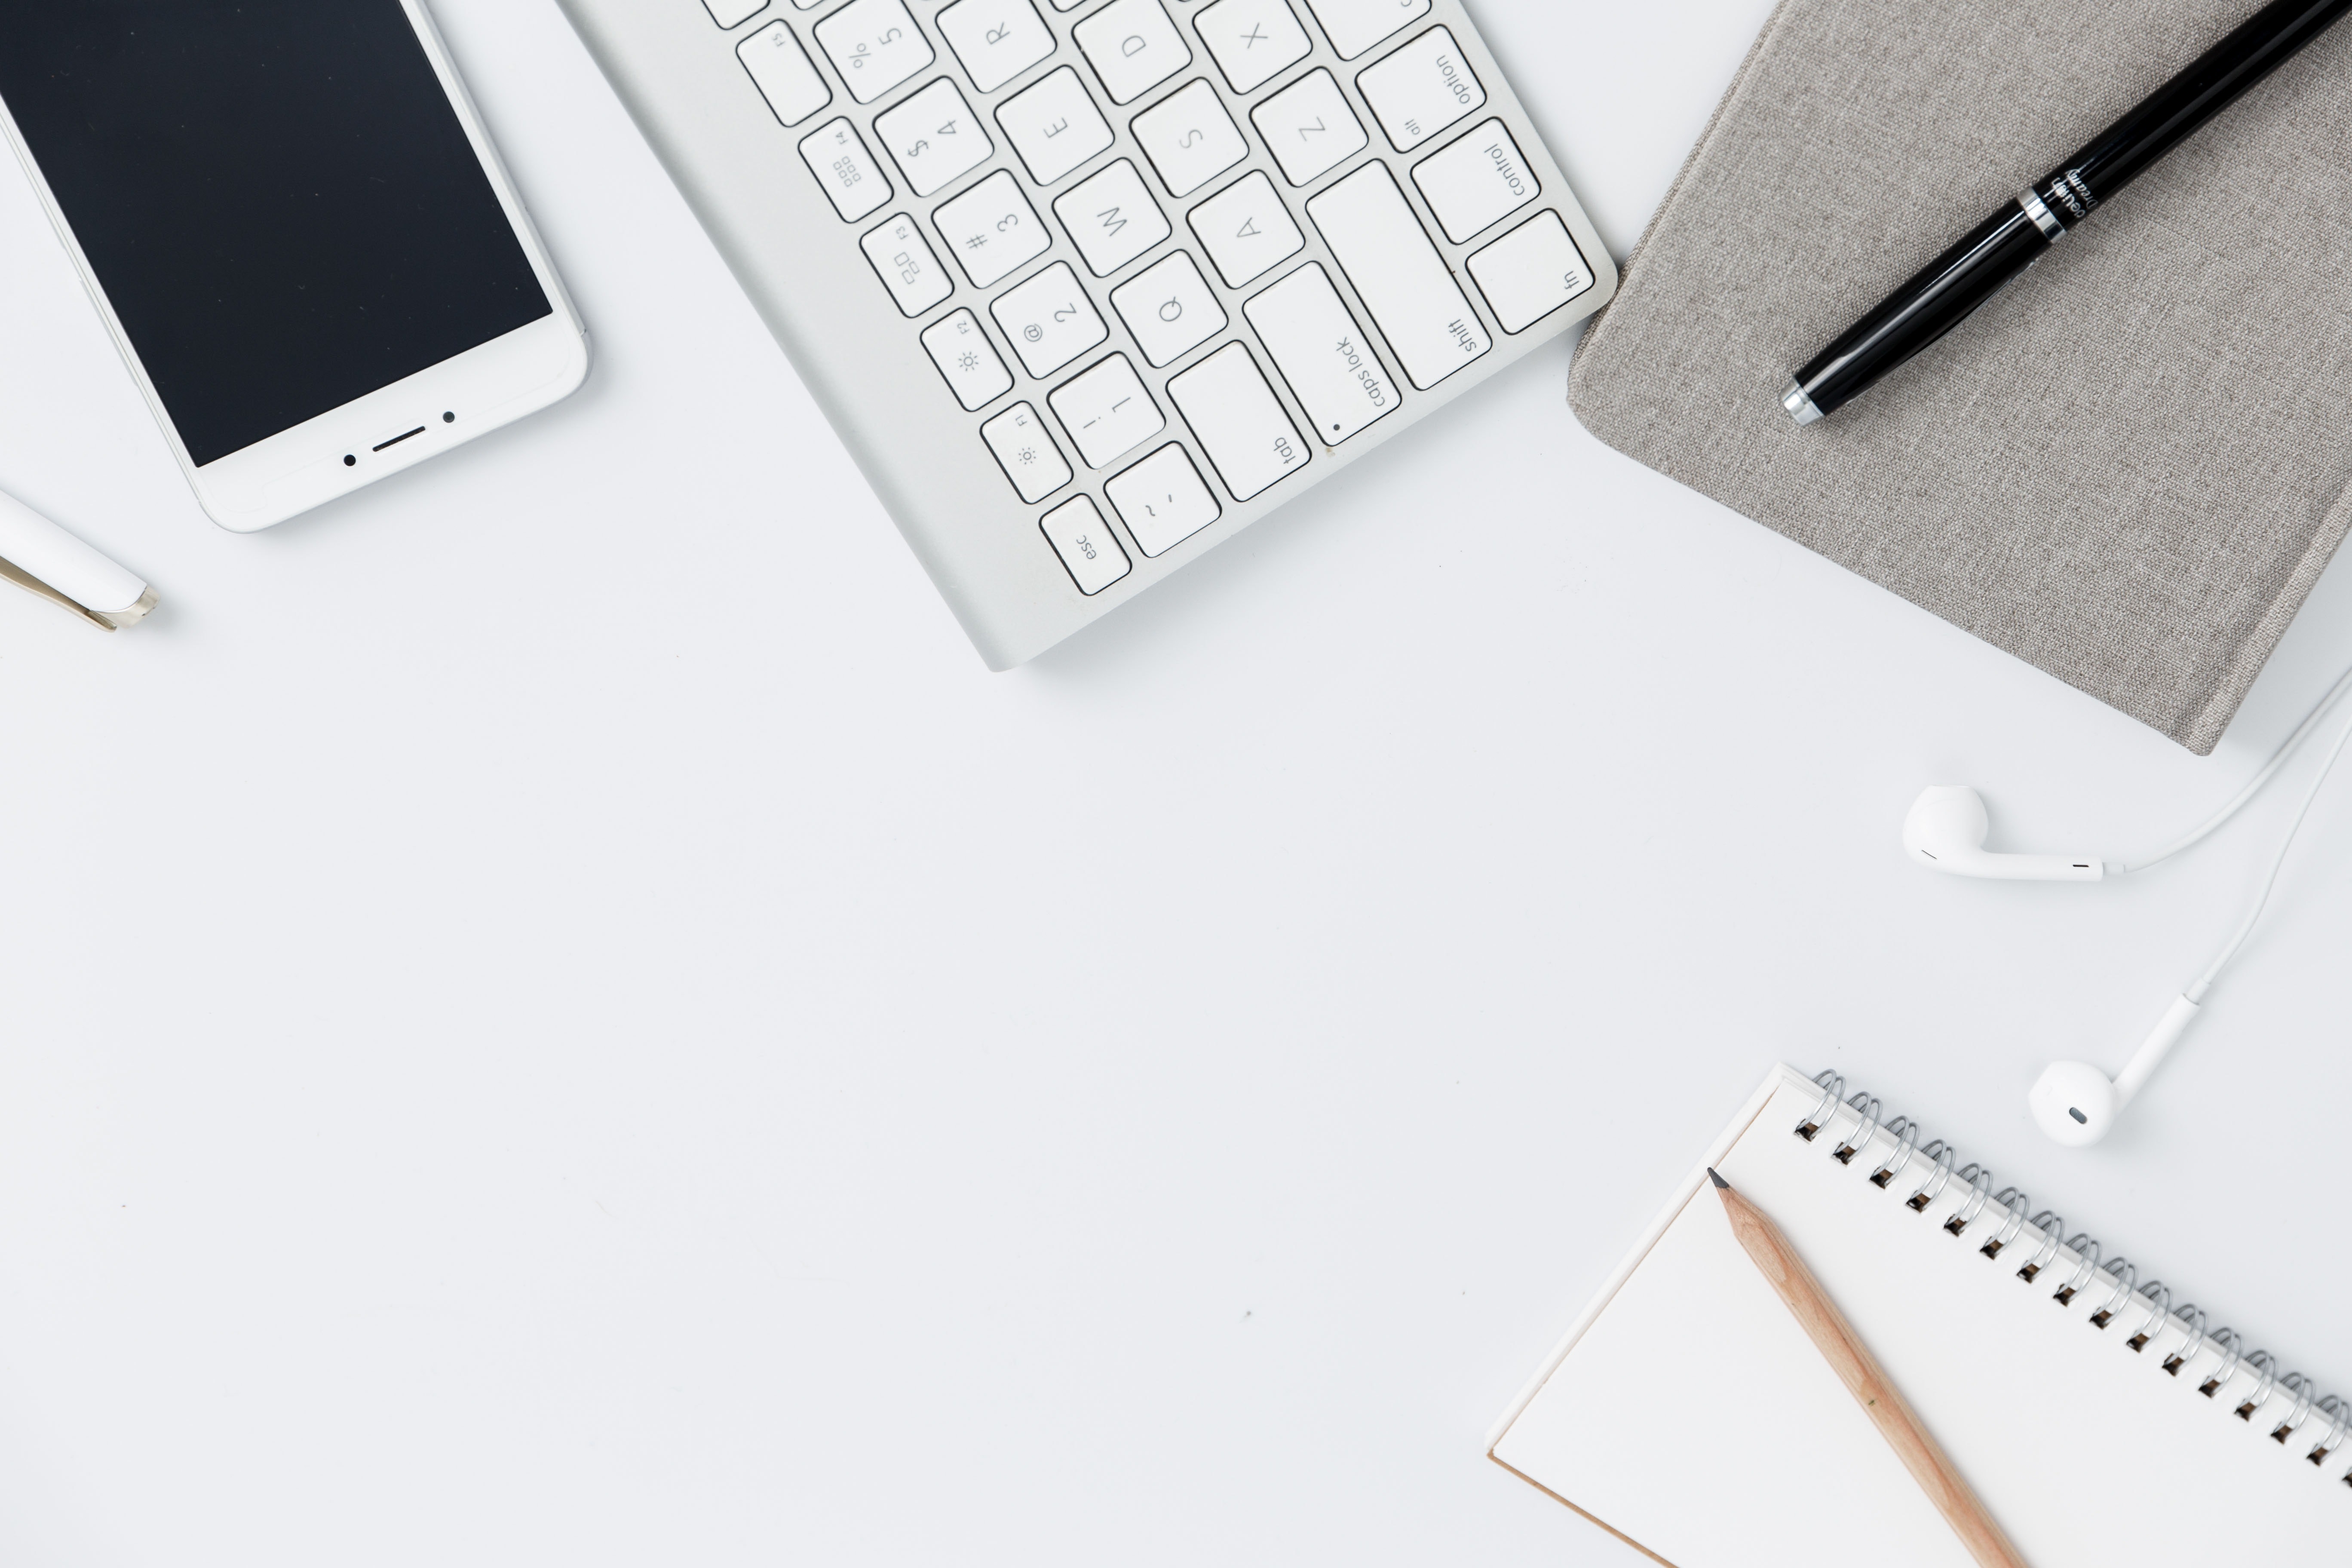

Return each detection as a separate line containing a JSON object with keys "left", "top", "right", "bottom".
{"left": 1487, "top": 1064, "right": 2344, "bottom": 1564}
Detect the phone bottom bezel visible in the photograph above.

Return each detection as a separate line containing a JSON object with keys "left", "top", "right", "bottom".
{"left": 190, "top": 308, "right": 590, "bottom": 533}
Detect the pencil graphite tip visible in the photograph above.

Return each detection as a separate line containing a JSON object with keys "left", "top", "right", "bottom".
{"left": 1707, "top": 1167, "right": 1729, "bottom": 1190}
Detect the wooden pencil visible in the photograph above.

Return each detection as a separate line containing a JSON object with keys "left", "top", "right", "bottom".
{"left": 1708, "top": 1168, "right": 2031, "bottom": 1568}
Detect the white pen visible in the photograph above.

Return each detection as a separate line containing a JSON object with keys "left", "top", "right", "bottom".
{"left": 0, "top": 485, "right": 156, "bottom": 630}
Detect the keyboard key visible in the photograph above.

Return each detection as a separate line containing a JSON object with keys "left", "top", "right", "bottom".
{"left": 980, "top": 402, "right": 1074, "bottom": 501}
{"left": 1131, "top": 80, "right": 1248, "bottom": 198}
{"left": 1053, "top": 160, "right": 1170, "bottom": 276}
{"left": 1049, "top": 354, "right": 1164, "bottom": 466}
{"left": 1306, "top": 162, "right": 1490, "bottom": 387}
{"left": 1107, "top": 445, "right": 1221, "bottom": 556}
{"left": 705, "top": 0, "right": 767, "bottom": 28}
{"left": 996, "top": 67, "right": 1115, "bottom": 185}
{"left": 875, "top": 79, "right": 993, "bottom": 197}
{"left": 1165, "top": 343, "right": 1309, "bottom": 499}
{"left": 921, "top": 309, "right": 1015, "bottom": 408}
{"left": 1411, "top": 118, "right": 1537, "bottom": 242}
{"left": 991, "top": 261, "right": 1109, "bottom": 377}
{"left": 1110, "top": 250, "right": 1226, "bottom": 366}
{"left": 815, "top": 0, "right": 935, "bottom": 103}
{"left": 1188, "top": 171, "right": 1304, "bottom": 287}
{"left": 937, "top": 0, "right": 1055, "bottom": 93}
{"left": 860, "top": 213, "right": 955, "bottom": 315}
{"left": 1074, "top": 0, "right": 1192, "bottom": 104}
{"left": 1243, "top": 263, "right": 1398, "bottom": 443}
{"left": 1355, "top": 27, "right": 1484, "bottom": 151}
{"left": 799, "top": 119, "right": 892, "bottom": 221}
{"left": 935, "top": 170, "right": 1051, "bottom": 286}
{"left": 1302, "top": 0, "right": 1432, "bottom": 58}
{"left": 1468, "top": 210, "right": 1593, "bottom": 332}
{"left": 1040, "top": 496, "right": 1131, "bottom": 594}
{"left": 1251, "top": 70, "right": 1368, "bottom": 186}
{"left": 1195, "top": 0, "right": 1313, "bottom": 93}
{"left": 739, "top": 23, "right": 832, "bottom": 127}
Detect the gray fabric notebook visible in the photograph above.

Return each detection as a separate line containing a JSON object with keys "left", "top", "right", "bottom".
{"left": 1568, "top": 0, "right": 2352, "bottom": 753}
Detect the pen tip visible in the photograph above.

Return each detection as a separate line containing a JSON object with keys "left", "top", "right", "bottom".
{"left": 1707, "top": 1167, "right": 1729, "bottom": 1189}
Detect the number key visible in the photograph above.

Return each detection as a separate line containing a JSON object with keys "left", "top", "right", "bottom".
{"left": 875, "top": 78, "right": 992, "bottom": 197}
{"left": 1049, "top": 353, "right": 1164, "bottom": 467}
{"left": 991, "top": 261, "right": 1109, "bottom": 377}
{"left": 814, "top": 0, "right": 935, "bottom": 104}
{"left": 934, "top": 170, "right": 1051, "bottom": 287}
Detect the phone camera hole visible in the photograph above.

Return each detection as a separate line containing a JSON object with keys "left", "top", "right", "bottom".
{"left": 342, "top": 454, "right": 356, "bottom": 467}
{"left": 442, "top": 411, "right": 455, "bottom": 423}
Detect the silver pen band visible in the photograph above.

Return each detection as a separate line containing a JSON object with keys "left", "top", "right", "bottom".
{"left": 2019, "top": 189, "right": 2067, "bottom": 242}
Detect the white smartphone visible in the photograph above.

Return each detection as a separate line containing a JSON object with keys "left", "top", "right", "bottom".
{"left": 0, "top": 0, "right": 587, "bottom": 532}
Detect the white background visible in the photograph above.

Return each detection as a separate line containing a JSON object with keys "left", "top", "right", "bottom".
{"left": 3, "top": 1, "right": 2348, "bottom": 1562}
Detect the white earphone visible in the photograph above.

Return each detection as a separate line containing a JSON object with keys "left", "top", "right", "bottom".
{"left": 1903, "top": 663, "right": 2352, "bottom": 1147}
{"left": 1901, "top": 785, "right": 2102, "bottom": 881}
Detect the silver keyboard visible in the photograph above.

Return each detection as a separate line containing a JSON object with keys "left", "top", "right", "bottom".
{"left": 559, "top": 0, "right": 1616, "bottom": 665}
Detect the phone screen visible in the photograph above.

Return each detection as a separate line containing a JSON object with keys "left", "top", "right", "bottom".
{"left": 0, "top": 1, "right": 553, "bottom": 466}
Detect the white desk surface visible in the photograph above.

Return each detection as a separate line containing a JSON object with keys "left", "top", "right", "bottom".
{"left": 3, "top": 3, "right": 2348, "bottom": 1562}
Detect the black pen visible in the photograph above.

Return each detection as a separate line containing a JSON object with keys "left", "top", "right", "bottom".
{"left": 1783, "top": 0, "right": 2352, "bottom": 425}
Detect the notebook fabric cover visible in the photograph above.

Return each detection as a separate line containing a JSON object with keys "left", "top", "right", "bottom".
{"left": 1567, "top": 0, "right": 2352, "bottom": 753}
{"left": 1487, "top": 1065, "right": 2347, "bottom": 1565}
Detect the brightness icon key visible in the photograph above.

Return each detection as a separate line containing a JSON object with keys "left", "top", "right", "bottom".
{"left": 981, "top": 402, "right": 1074, "bottom": 503}
{"left": 921, "top": 309, "right": 1014, "bottom": 410}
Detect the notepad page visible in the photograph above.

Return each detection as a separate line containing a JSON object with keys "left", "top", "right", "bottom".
{"left": 1489, "top": 1065, "right": 2343, "bottom": 1565}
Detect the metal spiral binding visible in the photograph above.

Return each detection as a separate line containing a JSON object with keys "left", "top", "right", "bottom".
{"left": 2016, "top": 1211, "right": 2064, "bottom": 1283}
{"left": 1795, "top": 1068, "right": 2348, "bottom": 1490}
{"left": 2311, "top": 1395, "right": 2351, "bottom": 1465}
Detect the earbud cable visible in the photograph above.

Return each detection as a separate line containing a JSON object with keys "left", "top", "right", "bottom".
{"left": 2185, "top": 699, "right": 2352, "bottom": 1001}
{"left": 2116, "top": 660, "right": 2352, "bottom": 875}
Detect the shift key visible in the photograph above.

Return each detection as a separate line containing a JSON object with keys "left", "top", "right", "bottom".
{"left": 1306, "top": 162, "right": 1490, "bottom": 389}
{"left": 1243, "top": 264, "right": 1400, "bottom": 445}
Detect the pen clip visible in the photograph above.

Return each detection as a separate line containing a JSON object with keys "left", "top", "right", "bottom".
{"left": 0, "top": 551, "right": 157, "bottom": 631}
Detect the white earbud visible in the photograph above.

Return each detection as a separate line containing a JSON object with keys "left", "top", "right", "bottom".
{"left": 2027, "top": 995, "right": 2201, "bottom": 1146}
{"left": 1901, "top": 662, "right": 2352, "bottom": 1149}
{"left": 1901, "top": 786, "right": 2104, "bottom": 881}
